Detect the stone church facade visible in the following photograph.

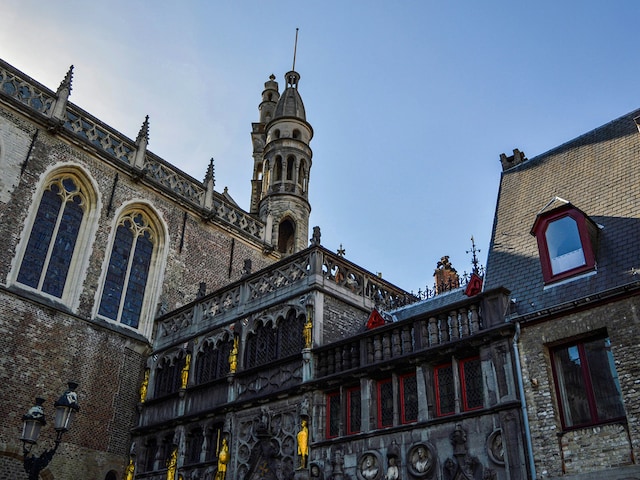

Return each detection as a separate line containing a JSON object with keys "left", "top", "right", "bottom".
{"left": 2, "top": 53, "right": 640, "bottom": 480}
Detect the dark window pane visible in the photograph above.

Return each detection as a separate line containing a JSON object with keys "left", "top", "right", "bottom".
{"left": 348, "top": 388, "right": 361, "bottom": 434}
{"left": 98, "top": 223, "right": 133, "bottom": 320}
{"left": 401, "top": 374, "right": 418, "bottom": 423}
{"left": 328, "top": 392, "right": 341, "bottom": 438}
{"left": 42, "top": 194, "right": 83, "bottom": 297}
{"left": 378, "top": 380, "right": 394, "bottom": 428}
{"left": 121, "top": 231, "right": 153, "bottom": 327}
{"left": 17, "top": 187, "right": 61, "bottom": 289}
{"left": 462, "top": 357, "right": 483, "bottom": 410}
{"left": 436, "top": 364, "right": 455, "bottom": 416}
{"left": 584, "top": 338, "right": 625, "bottom": 421}
{"left": 554, "top": 345, "right": 592, "bottom": 426}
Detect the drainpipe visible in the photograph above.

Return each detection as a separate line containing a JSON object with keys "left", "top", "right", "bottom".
{"left": 513, "top": 321, "right": 537, "bottom": 479}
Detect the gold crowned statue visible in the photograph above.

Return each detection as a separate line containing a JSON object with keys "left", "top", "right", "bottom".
{"left": 216, "top": 438, "right": 229, "bottom": 480}
{"left": 180, "top": 353, "right": 191, "bottom": 389}
{"left": 303, "top": 316, "right": 313, "bottom": 349}
{"left": 297, "top": 418, "right": 309, "bottom": 469}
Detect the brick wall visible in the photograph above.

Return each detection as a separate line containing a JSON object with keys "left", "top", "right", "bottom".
{"left": 518, "top": 296, "right": 640, "bottom": 478}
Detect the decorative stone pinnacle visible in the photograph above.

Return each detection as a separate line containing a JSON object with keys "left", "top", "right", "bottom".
{"left": 204, "top": 157, "right": 215, "bottom": 186}
{"left": 57, "top": 65, "right": 74, "bottom": 95}
{"left": 337, "top": 244, "right": 345, "bottom": 257}
{"left": 136, "top": 115, "right": 150, "bottom": 145}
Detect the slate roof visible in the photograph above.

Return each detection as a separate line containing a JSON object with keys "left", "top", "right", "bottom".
{"left": 483, "top": 108, "right": 640, "bottom": 318}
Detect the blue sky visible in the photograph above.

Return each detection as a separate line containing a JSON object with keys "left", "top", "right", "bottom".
{"left": 2, "top": 1, "right": 639, "bottom": 293}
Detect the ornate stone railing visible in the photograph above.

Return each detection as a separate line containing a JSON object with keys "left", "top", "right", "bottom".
{"left": 315, "top": 295, "right": 485, "bottom": 377}
{"left": 0, "top": 64, "right": 54, "bottom": 115}
{"left": 156, "top": 247, "right": 415, "bottom": 348}
{"left": 0, "top": 58, "right": 265, "bottom": 244}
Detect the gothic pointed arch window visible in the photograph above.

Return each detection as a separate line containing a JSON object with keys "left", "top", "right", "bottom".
{"left": 97, "top": 205, "right": 165, "bottom": 331}
{"left": 286, "top": 155, "right": 295, "bottom": 181}
{"left": 275, "top": 155, "right": 283, "bottom": 181}
{"left": 13, "top": 167, "right": 98, "bottom": 305}
{"left": 196, "top": 335, "right": 233, "bottom": 384}
{"left": 298, "top": 159, "right": 308, "bottom": 192}
{"left": 277, "top": 217, "right": 296, "bottom": 254}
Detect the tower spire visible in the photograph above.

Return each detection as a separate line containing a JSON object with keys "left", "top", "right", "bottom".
{"left": 292, "top": 28, "right": 299, "bottom": 71}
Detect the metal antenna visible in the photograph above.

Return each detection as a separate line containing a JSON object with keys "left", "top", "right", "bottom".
{"left": 292, "top": 28, "right": 299, "bottom": 71}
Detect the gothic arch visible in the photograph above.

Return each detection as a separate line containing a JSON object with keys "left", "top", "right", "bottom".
{"left": 277, "top": 217, "right": 296, "bottom": 254}
{"left": 9, "top": 163, "right": 100, "bottom": 311}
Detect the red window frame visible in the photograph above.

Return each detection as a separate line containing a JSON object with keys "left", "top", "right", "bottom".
{"left": 435, "top": 357, "right": 484, "bottom": 417}
{"left": 550, "top": 336, "right": 626, "bottom": 430}
{"left": 377, "top": 378, "right": 394, "bottom": 428}
{"left": 326, "top": 391, "right": 341, "bottom": 439}
{"left": 400, "top": 372, "right": 418, "bottom": 424}
{"left": 531, "top": 205, "right": 596, "bottom": 284}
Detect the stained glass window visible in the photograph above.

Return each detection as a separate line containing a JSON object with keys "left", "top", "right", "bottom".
{"left": 98, "top": 211, "right": 155, "bottom": 328}
{"left": 17, "top": 176, "right": 85, "bottom": 298}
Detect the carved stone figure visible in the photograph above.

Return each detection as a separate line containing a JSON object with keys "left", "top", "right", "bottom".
{"left": 361, "top": 454, "right": 379, "bottom": 480}
{"left": 229, "top": 336, "right": 239, "bottom": 373}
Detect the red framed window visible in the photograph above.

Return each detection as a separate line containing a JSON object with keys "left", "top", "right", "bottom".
{"left": 377, "top": 379, "right": 394, "bottom": 428}
{"left": 435, "top": 363, "right": 455, "bottom": 416}
{"left": 326, "top": 391, "right": 341, "bottom": 438}
{"left": 531, "top": 204, "right": 597, "bottom": 284}
{"left": 551, "top": 336, "right": 625, "bottom": 429}
{"left": 346, "top": 387, "right": 361, "bottom": 435}
{"left": 435, "top": 357, "right": 484, "bottom": 416}
{"left": 400, "top": 373, "right": 418, "bottom": 424}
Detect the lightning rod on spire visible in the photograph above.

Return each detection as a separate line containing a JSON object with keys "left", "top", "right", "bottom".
{"left": 292, "top": 28, "right": 299, "bottom": 71}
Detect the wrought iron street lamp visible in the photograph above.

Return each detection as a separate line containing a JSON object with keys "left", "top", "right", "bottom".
{"left": 21, "top": 382, "right": 80, "bottom": 480}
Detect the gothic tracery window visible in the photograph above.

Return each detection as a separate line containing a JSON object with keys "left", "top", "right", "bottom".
{"left": 98, "top": 208, "right": 160, "bottom": 329}
{"left": 196, "top": 337, "right": 232, "bottom": 384}
{"left": 15, "top": 170, "right": 96, "bottom": 304}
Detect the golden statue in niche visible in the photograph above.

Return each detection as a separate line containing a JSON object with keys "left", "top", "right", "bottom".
{"left": 303, "top": 314, "right": 313, "bottom": 349}
{"left": 297, "top": 418, "right": 309, "bottom": 469}
{"left": 215, "top": 437, "right": 229, "bottom": 480}
{"left": 123, "top": 457, "right": 135, "bottom": 480}
{"left": 166, "top": 447, "right": 178, "bottom": 480}
{"left": 180, "top": 353, "right": 191, "bottom": 389}
{"left": 139, "top": 369, "right": 149, "bottom": 403}
{"left": 229, "top": 336, "right": 239, "bottom": 373}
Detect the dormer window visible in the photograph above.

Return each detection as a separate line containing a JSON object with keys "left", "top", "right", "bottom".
{"left": 531, "top": 201, "right": 598, "bottom": 284}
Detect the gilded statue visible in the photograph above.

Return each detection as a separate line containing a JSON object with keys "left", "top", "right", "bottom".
{"left": 215, "top": 437, "right": 229, "bottom": 480}
{"left": 166, "top": 447, "right": 177, "bottom": 480}
{"left": 303, "top": 315, "right": 313, "bottom": 349}
{"left": 297, "top": 418, "right": 309, "bottom": 469}
{"left": 124, "top": 457, "right": 135, "bottom": 480}
{"left": 229, "top": 336, "right": 239, "bottom": 373}
{"left": 139, "top": 369, "right": 149, "bottom": 403}
{"left": 180, "top": 353, "right": 191, "bottom": 389}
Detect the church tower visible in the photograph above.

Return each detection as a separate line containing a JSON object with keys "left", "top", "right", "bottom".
{"left": 250, "top": 68, "right": 313, "bottom": 255}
